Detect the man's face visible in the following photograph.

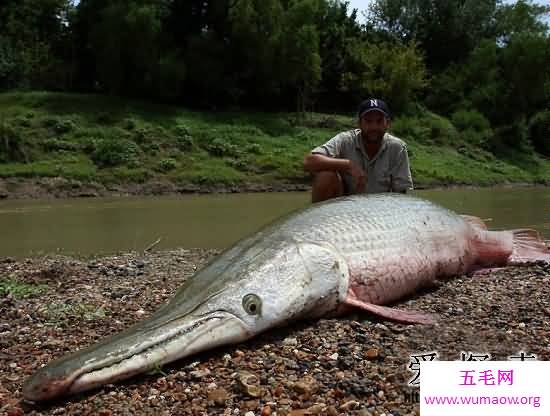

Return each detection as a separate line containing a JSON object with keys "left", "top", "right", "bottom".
{"left": 359, "top": 111, "right": 389, "bottom": 143}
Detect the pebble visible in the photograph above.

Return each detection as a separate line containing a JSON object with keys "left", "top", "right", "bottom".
{"left": 190, "top": 368, "right": 211, "bottom": 379}
{"left": 340, "top": 400, "right": 360, "bottom": 411}
{"left": 282, "top": 337, "right": 298, "bottom": 346}
{"left": 207, "top": 388, "right": 229, "bottom": 406}
{"left": 237, "top": 371, "right": 261, "bottom": 398}
{"left": 4, "top": 250, "right": 548, "bottom": 416}
{"left": 366, "top": 348, "right": 379, "bottom": 360}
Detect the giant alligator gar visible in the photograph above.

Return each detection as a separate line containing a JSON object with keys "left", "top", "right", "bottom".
{"left": 22, "top": 194, "right": 549, "bottom": 401}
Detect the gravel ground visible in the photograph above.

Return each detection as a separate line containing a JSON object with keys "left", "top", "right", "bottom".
{"left": 1, "top": 249, "right": 549, "bottom": 416}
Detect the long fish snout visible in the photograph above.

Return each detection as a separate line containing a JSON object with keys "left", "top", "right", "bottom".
{"left": 22, "top": 237, "right": 345, "bottom": 402}
{"left": 22, "top": 310, "right": 250, "bottom": 401}
{"left": 23, "top": 371, "right": 75, "bottom": 402}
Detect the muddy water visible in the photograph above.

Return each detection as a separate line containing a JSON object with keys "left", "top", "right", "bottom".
{"left": 0, "top": 187, "right": 548, "bottom": 258}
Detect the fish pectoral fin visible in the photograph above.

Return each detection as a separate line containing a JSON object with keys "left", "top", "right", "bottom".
{"left": 345, "top": 297, "right": 437, "bottom": 325}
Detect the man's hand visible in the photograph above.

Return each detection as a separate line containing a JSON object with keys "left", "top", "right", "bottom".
{"left": 347, "top": 160, "right": 366, "bottom": 192}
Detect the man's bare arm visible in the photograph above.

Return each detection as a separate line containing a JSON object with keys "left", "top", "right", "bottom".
{"left": 303, "top": 153, "right": 351, "bottom": 173}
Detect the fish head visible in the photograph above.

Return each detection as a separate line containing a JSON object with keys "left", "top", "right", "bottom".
{"left": 185, "top": 240, "right": 350, "bottom": 332}
{"left": 23, "top": 240, "right": 348, "bottom": 401}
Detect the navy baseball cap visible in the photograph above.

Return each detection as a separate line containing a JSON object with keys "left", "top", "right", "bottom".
{"left": 358, "top": 98, "right": 390, "bottom": 119}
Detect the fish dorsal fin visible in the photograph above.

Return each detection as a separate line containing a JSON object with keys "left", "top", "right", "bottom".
{"left": 460, "top": 215, "right": 488, "bottom": 230}
{"left": 345, "top": 297, "right": 437, "bottom": 325}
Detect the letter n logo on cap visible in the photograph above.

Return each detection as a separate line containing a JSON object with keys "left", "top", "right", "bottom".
{"left": 370, "top": 99, "right": 378, "bottom": 107}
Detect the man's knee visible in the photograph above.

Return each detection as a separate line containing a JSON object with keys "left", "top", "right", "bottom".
{"left": 311, "top": 171, "right": 344, "bottom": 203}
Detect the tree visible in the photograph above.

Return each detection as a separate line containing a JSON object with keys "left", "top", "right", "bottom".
{"left": 228, "top": 0, "right": 285, "bottom": 104}
{"left": 341, "top": 41, "right": 427, "bottom": 113}
{"left": 279, "top": 0, "right": 323, "bottom": 112}
{"left": 316, "top": 0, "right": 363, "bottom": 110}
{"left": 0, "top": 0, "right": 74, "bottom": 89}
{"left": 367, "top": 0, "right": 497, "bottom": 71}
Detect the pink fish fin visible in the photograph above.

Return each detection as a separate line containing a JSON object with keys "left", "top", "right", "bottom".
{"left": 470, "top": 266, "right": 508, "bottom": 277}
{"left": 460, "top": 215, "right": 488, "bottom": 230}
{"left": 507, "top": 229, "right": 550, "bottom": 265}
{"left": 344, "top": 297, "right": 437, "bottom": 325}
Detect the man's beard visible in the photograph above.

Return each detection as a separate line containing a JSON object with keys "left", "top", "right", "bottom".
{"left": 363, "top": 131, "right": 384, "bottom": 144}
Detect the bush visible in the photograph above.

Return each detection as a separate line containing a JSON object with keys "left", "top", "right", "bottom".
{"left": 491, "top": 121, "right": 531, "bottom": 153}
{"left": 96, "top": 112, "right": 117, "bottom": 124}
{"left": 205, "top": 138, "right": 240, "bottom": 157}
{"left": 91, "top": 139, "right": 140, "bottom": 168}
{"left": 425, "top": 113, "right": 459, "bottom": 144}
{"left": 528, "top": 111, "right": 550, "bottom": 156}
{"left": 391, "top": 117, "right": 431, "bottom": 144}
{"left": 156, "top": 158, "right": 178, "bottom": 172}
{"left": 122, "top": 118, "right": 138, "bottom": 131}
{"left": 42, "top": 139, "right": 79, "bottom": 152}
{"left": 42, "top": 117, "right": 76, "bottom": 134}
{"left": 174, "top": 124, "right": 191, "bottom": 137}
{"left": 245, "top": 143, "right": 262, "bottom": 154}
{"left": 175, "top": 134, "right": 194, "bottom": 151}
{"left": 133, "top": 127, "right": 151, "bottom": 144}
{"left": 0, "top": 121, "right": 28, "bottom": 162}
{"left": 225, "top": 157, "right": 249, "bottom": 171}
{"left": 451, "top": 110, "right": 493, "bottom": 148}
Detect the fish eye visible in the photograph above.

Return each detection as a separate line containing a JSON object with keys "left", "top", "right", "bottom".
{"left": 242, "top": 294, "right": 262, "bottom": 316}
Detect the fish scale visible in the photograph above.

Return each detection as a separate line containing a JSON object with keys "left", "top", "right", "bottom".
{"left": 22, "top": 193, "right": 550, "bottom": 402}
{"left": 272, "top": 195, "right": 472, "bottom": 305}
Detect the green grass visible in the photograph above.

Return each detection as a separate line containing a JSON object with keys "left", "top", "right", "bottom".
{"left": 0, "top": 91, "right": 548, "bottom": 189}
{"left": 0, "top": 278, "right": 48, "bottom": 298}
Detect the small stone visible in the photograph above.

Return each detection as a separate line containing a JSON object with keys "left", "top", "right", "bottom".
{"left": 261, "top": 405, "right": 272, "bottom": 416}
{"left": 237, "top": 371, "right": 261, "bottom": 398}
{"left": 306, "top": 404, "right": 325, "bottom": 414}
{"left": 365, "top": 348, "right": 379, "bottom": 360}
{"left": 244, "top": 412, "right": 255, "bottom": 416}
{"left": 190, "top": 368, "right": 211, "bottom": 379}
{"left": 329, "top": 353, "right": 339, "bottom": 360}
{"left": 340, "top": 400, "right": 360, "bottom": 411}
{"left": 282, "top": 337, "right": 298, "bottom": 346}
{"left": 208, "top": 388, "right": 229, "bottom": 406}
{"left": 292, "top": 376, "right": 318, "bottom": 395}
{"left": 518, "top": 322, "right": 526, "bottom": 328}
{"left": 326, "top": 406, "right": 338, "bottom": 416}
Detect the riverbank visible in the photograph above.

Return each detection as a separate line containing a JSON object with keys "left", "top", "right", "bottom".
{"left": 0, "top": 176, "right": 311, "bottom": 200}
{"left": 2, "top": 176, "right": 549, "bottom": 200}
{"left": 1, "top": 92, "right": 549, "bottom": 200}
{"left": 1, "top": 249, "right": 549, "bottom": 415}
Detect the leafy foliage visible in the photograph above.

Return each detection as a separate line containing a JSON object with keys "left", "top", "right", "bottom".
{"left": 0, "top": 0, "right": 549, "bottom": 157}
{"left": 91, "top": 139, "right": 140, "bottom": 168}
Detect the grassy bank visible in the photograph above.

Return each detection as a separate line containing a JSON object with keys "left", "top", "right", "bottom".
{"left": 0, "top": 92, "right": 548, "bottom": 194}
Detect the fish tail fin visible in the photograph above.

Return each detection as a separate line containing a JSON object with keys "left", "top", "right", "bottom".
{"left": 508, "top": 229, "right": 550, "bottom": 265}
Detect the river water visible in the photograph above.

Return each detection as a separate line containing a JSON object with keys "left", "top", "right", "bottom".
{"left": 0, "top": 187, "right": 548, "bottom": 259}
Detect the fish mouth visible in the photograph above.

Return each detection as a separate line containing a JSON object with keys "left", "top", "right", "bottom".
{"left": 22, "top": 311, "right": 249, "bottom": 402}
